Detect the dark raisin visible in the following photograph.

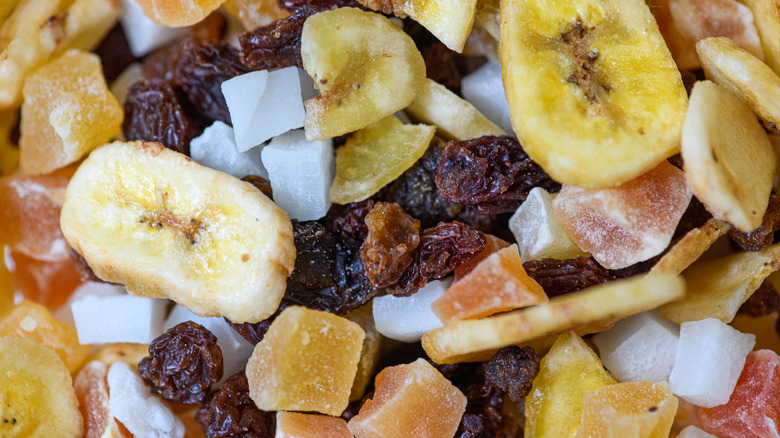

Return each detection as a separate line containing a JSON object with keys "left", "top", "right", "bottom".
{"left": 138, "top": 321, "right": 223, "bottom": 404}
{"left": 238, "top": 5, "right": 323, "bottom": 71}
{"left": 422, "top": 43, "right": 461, "bottom": 93}
{"left": 485, "top": 346, "right": 540, "bottom": 402}
{"left": 195, "top": 372, "right": 275, "bottom": 438}
{"left": 278, "top": 0, "right": 361, "bottom": 11}
{"left": 738, "top": 280, "right": 780, "bottom": 317}
{"left": 123, "top": 80, "right": 203, "bottom": 155}
{"left": 67, "top": 246, "right": 104, "bottom": 283}
{"left": 360, "top": 202, "right": 421, "bottom": 288}
{"left": 523, "top": 256, "right": 613, "bottom": 298}
{"left": 437, "top": 362, "right": 505, "bottom": 438}
{"left": 226, "top": 306, "right": 283, "bottom": 345}
{"left": 242, "top": 175, "right": 274, "bottom": 200}
{"left": 325, "top": 199, "right": 375, "bottom": 242}
{"left": 93, "top": 24, "right": 138, "bottom": 84}
{"left": 389, "top": 221, "right": 486, "bottom": 296}
{"left": 730, "top": 195, "right": 780, "bottom": 251}
{"left": 673, "top": 196, "right": 712, "bottom": 240}
{"left": 435, "top": 136, "right": 561, "bottom": 214}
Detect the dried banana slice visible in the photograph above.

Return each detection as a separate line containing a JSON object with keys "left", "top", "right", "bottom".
{"left": 499, "top": 0, "right": 688, "bottom": 189}
{"left": 740, "top": 0, "right": 780, "bottom": 75}
{"left": 649, "top": 218, "right": 731, "bottom": 276}
{"left": 60, "top": 141, "right": 296, "bottom": 323}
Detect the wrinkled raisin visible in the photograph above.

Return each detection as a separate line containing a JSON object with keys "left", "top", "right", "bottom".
{"left": 226, "top": 306, "right": 283, "bottom": 345}
{"left": 730, "top": 195, "right": 780, "bottom": 251}
{"left": 138, "top": 321, "right": 223, "bottom": 404}
{"left": 278, "top": 0, "right": 360, "bottom": 11}
{"left": 673, "top": 196, "right": 712, "bottom": 240}
{"left": 68, "top": 246, "right": 103, "bottom": 283}
{"left": 360, "top": 202, "right": 421, "bottom": 288}
{"left": 123, "top": 80, "right": 203, "bottom": 155}
{"left": 196, "top": 372, "right": 275, "bottom": 438}
{"left": 242, "top": 175, "right": 274, "bottom": 200}
{"left": 389, "top": 221, "right": 485, "bottom": 296}
{"left": 738, "top": 280, "right": 780, "bottom": 317}
{"left": 435, "top": 136, "right": 560, "bottom": 214}
{"left": 173, "top": 41, "right": 251, "bottom": 124}
{"left": 437, "top": 362, "right": 505, "bottom": 438}
{"left": 523, "top": 256, "right": 613, "bottom": 298}
{"left": 326, "top": 199, "right": 375, "bottom": 242}
{"left": 485, "top": 346, "right": 540, "bottom": 403}
{"left": 422, "top": 43, "right": 462, "bottom": 93}
{"left": 93, "top": 24, "right": 137, "bottom": 84}
{"left": 239, "top": 5, "right": 323, "bottom": 71}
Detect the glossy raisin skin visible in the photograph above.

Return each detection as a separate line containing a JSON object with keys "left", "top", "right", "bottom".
{"left": 435, "top": 136, "right": 560, "bottom": 214}
{"left": 277, "top": 0, "right": 361, "bottom": 10}
{"left": 242, "top": 175, "right": 274, "bottom": 200}
{"left": 422, "top": 43, "right": 462, "bottom": 93}
{"left": 360, "top": 202, "right": 421, "bottom": 288}
{"left": 94, "top": 24, "right": 138, "bottom": 84}
{"left": 437, "top": 362, "right": 505, "bottom": 438}
{"left": 739, "top": 280, "right": 780, "bottom": 317}
{"left": 523, "top": 256, "right": 613, "bottom": 298}
{"left": 196, "top": 372, "right": 275, "bottom": 438}
{"left": 138, "top": 321, "right": 223, "bottom": 405}
{"left": 730, "top": 194, "right": 780, "bottom": 251}
{"left": 485, "top": 346, "right": 540, "bottom": 402}
{"left": 326, "top": 199, "right": 375, "bottom": 242}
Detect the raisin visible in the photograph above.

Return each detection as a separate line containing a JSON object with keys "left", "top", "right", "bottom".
{"left": 437, "top": 362, "right": 505, "bottom": 438}
{"left": 196, "top": 372, "right": 275, "bottom": 438}
{"left": 673, "top": 196, "right": 712, "bottom": 240}
{"left": 138, "top": 321, "right": 223, "bottom": 404}
{"left": 123, "top": 80, "right": 203, "bottom": 155}
{"left": 523, "top": 256, "right": 613, "bottom": 298}
{"left": 242, "top": 175, "right": 274, "bottom": 200}
{"left": 485, "top": 346, "right": 540, "bottom": 403}
{"left": 360, "top": 202, "right": 421, "bottom": 288}
{"left": 422, "top": 43, "right": 461, "bottom": 93}
{"left": 435, "top": 136, "right": 561, "bottom": 214}
{"left": 389, "top": 221, "right": 486, "bottom": 296}
{"left": 93, "top": 24, "right": 137, "bottom": 84}
{"left": 730, "top": 195, "right": 780, "bottom": 251}
{"left": 67, "top": 246, "right": 103, "bottom": 284}
{"left": 738, "top": 280, "right": 780, "bottom": 317}
{"left": 238, "top": 5, "right": 323, "bottom": 71}
{"left": 277, "top": 0, "right": 361, "bottom": 11}
{"left": 325, "top": 199, "right": 375, "bottom": 242}
{"left": 226, "top": 307, "right": 283, "bottom": 345}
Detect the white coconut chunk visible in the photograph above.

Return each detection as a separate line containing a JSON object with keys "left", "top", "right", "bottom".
{"left": 190, "top": 121, "right": 268, "bottom": 179}
{"left": 372, "top": 278, "right": 451, "bottom": 343}
{"left": 120, "top": 0, "right": 187, "bottom": 57}
{"left": 677, "top": 426, "right": 718, "bottom": 438}
{"left": 461, "top": 61, "right": 513, "bottom": 134}
{"left": 72, "top": 294, "right": 167, "bottom": 344}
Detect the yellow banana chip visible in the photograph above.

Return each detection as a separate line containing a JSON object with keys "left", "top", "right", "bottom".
{"left": 650, "top": 218, "right": 731, "bottom": 276}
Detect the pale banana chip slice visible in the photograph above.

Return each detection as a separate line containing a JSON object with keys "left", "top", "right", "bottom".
{"left": 740, "top": 0, "right": 780, "bottom": 75}
{"left": 0, "top": 0, "right": 72, "bottom": 49}
{"left": 474, "top": 0, "right": 499, "bottom": 40}
{"left": 421, "top": 274, "right": 684, "bottom": 364}
{"left": 0, "top": 0, "right": 21, "bottom": 29}
{"left": 649, "top": 218, "right": 731, "bottom": 276}
{"left": 681, "top": 80, "right": 776, "bottom": 232}
{"left": 697, "top": 37, "right": 780, "bottom": 134}
{"left": 658, "top": 242, "right": 780, "bottom": 324}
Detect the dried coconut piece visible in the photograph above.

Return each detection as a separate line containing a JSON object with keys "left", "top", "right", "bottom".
{"left": 119, "top": 0, "right": 187, "bottom": 57}
{"left": 74, "top": 361, "right": 131, "bottom": 438}
{"left": 552, "top": 161, "right": 692, "bottom": 270}
{"left": 372, "top": 278, "right": 449, "bottom": 343}
{"left": 246, "top": 306, "right": 365, "bottom": 416}
{"left": 347, "top": 358, "right": 467, "bottom": 438}
{"left": 649, "top": 218, "right": 731, "bottom": 275}
{"left": 276, "top": 412, "right": 351, "bottom": 438}
{"left": 422, "top": 273, "right": 685, "bottom": 364}
{"left": 658, "top": 242, "right": 780, "bottom": 324}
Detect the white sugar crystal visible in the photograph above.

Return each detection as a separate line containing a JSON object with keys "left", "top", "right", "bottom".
{"left": 677, "top": 426, "right": 717, "bottom": 438}
{"left": 55, "top": 281, "right": 125, "bottom": 326}
{"left": 461, "top": 62, "right": 513, "bottom": 134}
{"left": 262, "top": 129, "right": 333, "bottom": 221}
{"left": 190, "top": 121, "right": 268, "bottom": 179}
{"left": 120, "top": 0, "right": 187, "bottom": 57}
{"left": 669, "top": 318, "right": 756, "bottom": 407}
{"left": 223, "top": 67, "right": 305, "bottom": 152}
{"left": 107, "top": 362, "right": 185, "bottom": 438}
{"left": 509, "top": 187, "right": 588, "bottom": 261}
{"left": 372, "top": 278, "right": 451, "bottom": 342}
{"left": 163, "top": 305, "right": 255, "bottom": 383}
{"left": 593, "top": 311, "right": 679, "bottom": 383}
{"left": 72, "top": 294, "right": 167, "bottom": 344}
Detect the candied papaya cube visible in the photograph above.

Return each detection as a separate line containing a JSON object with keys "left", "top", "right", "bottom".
{"left": 453, "top": 234, "right": 511, "bottom": 280}
{"left": 346, "top": 303, "right": 383, "bottom": 402}
{"left": 575, "top": 382, "right": 678, "bottom": 438}
{"left": 20, "top": 49, "right": 123, "bottom": 175}
{"left": 432, "top": 244, "right": 548, "bottom": 323}
{"left": 347, "top": 358, "right": 467, "bottom": 438}
{"left": 9, "top": 250, "right": 82, "bottom": 309}
{"left": 246, "top": 306, "right": 364, "bottom": 416}
{"left": 699, "top": 350, "right": 780, "bottom": 438}
{"left": 276, "top": 412, "right": 351, "bottom": 438}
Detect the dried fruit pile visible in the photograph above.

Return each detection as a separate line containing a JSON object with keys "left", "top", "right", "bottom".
{"left": 1, "top": 0, "right": 780, "bottom": 437}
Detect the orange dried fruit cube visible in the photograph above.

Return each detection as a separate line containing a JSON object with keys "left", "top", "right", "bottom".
{"left": 276, "top": 411, "right": 351, "bottom": 438}
{"left": 224, "top": 0, "right": 288, "bottom": 31}
{"left": 432, "top": 244, "right": 548, "bottom": 324}
{"left": 0, "top": 300, "right": 89, "bottom": 373}
{"left": 347, "top": 358, "right": 467, "bottom": 438}
{"left": 8, "top": 250, "right": 83, "bottom": 310}
{"left": 133, "top": 0, "right": 227, "bottom": 27}
{"left": 575, "top": 382, "right": 678, "bottom": 438}
{"left": 346, "top": 303, "right": 383, "bottom": 402}
{"left": 20, "top": 49, "right": 122, "bottom": 175}
{"left": 453, "top": 234, "right": 511, "bottom": 281}
{"left": 74, "top": 361, "right": 131, "bottom": 438}
{"left": 246, "top": 306, "right": 365, "bottom": 416}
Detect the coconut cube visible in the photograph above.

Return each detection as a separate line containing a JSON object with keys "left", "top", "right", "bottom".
{"left": 461, "top": 61, "right": 513, "bottom": 134}
{"left": 190, "top": 121, "right": 268, "bottom": 180}
{"left": 71, "top": 294, "right": 167, "bottom": 344}
{"left": 120, "top": 0, "right": 187, "bottom": 57}
{"left": 372, "top": 278, "right": 450, "bottom": 342}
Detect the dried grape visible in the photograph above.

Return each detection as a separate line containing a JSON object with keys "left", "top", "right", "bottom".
{"left": 93, "top": 24, "right": 138, "bottom": 84}
{"left": 730, "top": 194, "right": 780, "bottom": 251}
{"left": 523, "top": 256, "right": 614, "bottom": 298}
{"left": 242, "top": 175, "right": 274, "bottom": 200}
{"left": 422, "top": 43, "right": 462, "bottom": 93}
{"left": 196, "top": 372, "right": 275, "bottom": 438}
{"left": 277, "top": 0, "right": 361, "bottom": 11}
{"left": 360, "top": 202, "right": 421, "bottom": 288}
{"left": 738, "top": 280, "right": 780, "bottom": 317}
{"left": 326, "top": 200, "right": 375, "bottom": 242}
{"left": 485, "top": 346, "right": 540, "bottom": 402}
{"left": 436, "top": 361, "right": 505, "bottom": 438}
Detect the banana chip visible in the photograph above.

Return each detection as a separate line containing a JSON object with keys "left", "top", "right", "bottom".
{"left": 0, "top": 0, "right": 72, "bottom": 49}
{"left": 421, "top": 274, "right": 685, "bottom": 364}
{"left": 740, "top": 0, "right": 780, "bottom": 75}
{"left": 649, "top": 218, "right": 731, "bottom": 276}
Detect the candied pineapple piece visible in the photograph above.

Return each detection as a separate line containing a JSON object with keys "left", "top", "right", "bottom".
{"left": 347, "top": 358, "right": 467, "bottom": 438}
{"left": 132, "top": 0, "right": 226, "bottom": 27}
{"left": 575, "top": 382, "right": 678, "bottom": 438}
{"left": 0, "top": 300, "right": 90, "bottom": 373}
{"left": 246, "top": 306, "right": 365, "bottom": 416}
{"left": 329, "top": 115, "right": 435, "bottom": 204}
{"left": 432, "top": 244, "right": 548, "bottom": 323}
{"left": 277, "top": 412, "right": 351, "bottom": 438}
{"left": 224, "top": 0, "right": 288, "bottom": 30}
{"left": 525, "top": 332, "right": 617, "bottom": 437}
{"left": 346, "top": 303, "right": 383, "bottom": 402}
{"left": 453, "top": 234, "right": 510, "bottom": 280}
{"left": 20, "top": 49, "right": 122, "bottom": 175}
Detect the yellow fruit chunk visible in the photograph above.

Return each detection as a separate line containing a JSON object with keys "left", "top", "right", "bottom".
{"left": 246, "top": 306, "right": 365, "bottom": 416}
{"left": 0, "top": 0, "right": 21, "bottom": 30}
{"left": 277, "top": 412, "right": 352, "bottom": 438}
{"left": 0, "top": 300, "right": 90, "bottom": 373}
{"left": 20, "top": 49, "right": 122, "bottom": 175}
{"left": 133, "top": 0, "right": 227, "bottom": 27}
{"left": 347, "top": 358, "right": 467, "bottom": 438}
{"left": 500, "top": 0, "right": 688, "bottom": 189}
{"left": 0, "top": 337, "right": 83, "bottom": 437}
{"left": 575, "top": 382, "right": 678, "bottom": 438}
{"left": 740, "top": 0, "right": 780, "bottom": 75}
{"left": 649, "top": 218, "right": 731, "bottom": 276}
{"left": 224, "top": 0, "right": 288, "bottom": 30}
{"left": 0, "top": 0, "right": 74, "bottom": 48}
{"left": 329, "top": 115, "right": 435, "bottom": 204}
{"left": 525, "top": 332, "right": 617, "bottom": 438}
{"left": 347, "top": 303, "right": 383, "bottom": 402}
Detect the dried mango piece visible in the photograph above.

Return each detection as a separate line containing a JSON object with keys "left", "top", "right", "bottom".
{"left": 346, "top": 303, "right": 383, "bottom": 402}
{"left": 8, "top": 250, "right": 82, "bottom": 309}
{"left": 453, "top": 234, "right": 511, "bottom": 280}
{"left": 133, "top": 0, "right": 226, "bottom": 27}
{"left": 277, "top": 412, "right": 351, "bottom": 438}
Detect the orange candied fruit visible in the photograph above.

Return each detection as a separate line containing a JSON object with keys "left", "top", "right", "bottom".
{"left": 432, "top": 244, "right": 548, "bottom": 324}
{"left": 453, "top": 233, "right": 511, "bottom": 281}
{"left": 9, "top": 249, "right": 83, "bottom": 310}
{"left": 276, "top": 411, "right": 351, "bottom": 438}
{"left": 74, "top": 361, "right": 131, "bottom": 438}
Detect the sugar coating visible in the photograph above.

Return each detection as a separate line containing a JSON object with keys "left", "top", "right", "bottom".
{"left": 372, "top": 278, "right": 450, "bottom": 342}
{"left": 246, "top": 306, "right": 365, "bottom": 416}
{"left": 677, "top": 426, "right": 718, "bottom": 438}
{"left": 592, "top": 310, "right": 680, "bottom": 383}
{"left": 71, "top": 294, "right": 167, "bottom": 344}
{"left": 276, "top": 411, "right": 352, "bottom": 438}
{"left": 552, "top": 161, "right": 692, "bottom": 269}
{"left": 347, "top": 358, "right": 467, "bottom": 438}
{"left": 190, "top": 121, "right": 268, "bottom": 179}
{"left": 120, "top": 0, "right": 187, "bottom": 57}
{"left": 461, "top": 61, "right": 513, "bottom": 134}
{"left": 509, "top": 187, "right": 588, "bottom": 261}
{"left": 669, "top": 318, "right": 756, "bottom": 407}
{"left": 107, "top": 362, "right": 184, "bottom": 438}
{"left": 262, "top": 129, "right": 333, "bottom": 220}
